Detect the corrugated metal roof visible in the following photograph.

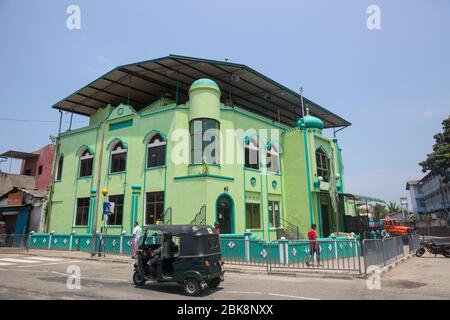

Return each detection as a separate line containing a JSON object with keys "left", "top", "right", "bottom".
{"left": 52, "top": 54, "right": 351, "bottom": 129}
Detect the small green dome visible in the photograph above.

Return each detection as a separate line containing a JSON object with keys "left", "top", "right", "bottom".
{"left": 189, "top": 78, "right": 220, "bottom": 93}
{"left": 295, "top": 115, "right": 324, "bottom": 129}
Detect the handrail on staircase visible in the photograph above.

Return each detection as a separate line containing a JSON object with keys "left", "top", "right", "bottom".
{"left": 161, "top": 207, "right": 172, "bottom": 225}
{"left": 279, "top": 217, "right": 299, "bottom": 240}
{"left": 190, "top": 205, "right": 206, "bottom": 225}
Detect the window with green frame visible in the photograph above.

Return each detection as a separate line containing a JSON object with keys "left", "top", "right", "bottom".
{"left": 107, "top": 194, "right": 124, "bottom": 226}
{"left": 245, "top": 203, "right": 261, "bottom": 229}
{"left": 268, "top": 200, "right": 280, "bottom": 228}
{"left": 316, "top": 148, "right": 329, "bottom": 182}
{"left": 189, "top": 118, "right": 219, "bottom": 164}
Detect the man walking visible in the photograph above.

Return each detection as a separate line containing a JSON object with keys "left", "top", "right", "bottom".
{"left": 306, "top": 224, "right": 321, "bottom": 267}
{"left": 131, "top": 221, "right": 142, "bottom": 258}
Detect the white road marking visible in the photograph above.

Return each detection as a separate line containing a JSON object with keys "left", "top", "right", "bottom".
{"left": 0, "top": 262, "right": 15, "bottom": 266}
{"left": 0, "top": 258, "right": 39, "bottom": 264}
{"left": 17, "top": 260, "right": 81, "bottom": 268}
{"left": 268, "top": 293, "right": 320, "bottom": 300}
{"left": 225, "top": 290, "right": 263, "bottom": 295}
{"left": 26, "top": 257, "right": 63, "bottom": 262}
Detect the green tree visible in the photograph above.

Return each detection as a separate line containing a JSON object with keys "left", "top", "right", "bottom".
{"left": 387, "top": 201, "right": 400, "bottom": 213}
{"left": 419, "top": 115, "right": 450, "bottom": 183}
{"left": 373, "top": 203, "right": 386, "bottom": 220}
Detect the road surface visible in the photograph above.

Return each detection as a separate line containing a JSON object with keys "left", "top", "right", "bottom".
{"left": 0, "top": 251, "right": 449, "bottom": 300}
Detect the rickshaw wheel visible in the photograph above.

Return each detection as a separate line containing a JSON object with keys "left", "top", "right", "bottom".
{"left": 183, "top": 278, "right": 201, "bottom": 296}
{"left": 133, "top": 271, "right": 146, "bottom": 286}
{"left": 207, "top": 277, "right": 221, "bottom": 289}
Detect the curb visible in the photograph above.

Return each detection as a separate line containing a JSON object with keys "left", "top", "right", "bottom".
{"left": 224, "top": 266, "right": 365, "bottom": 279}
{"left": 378, "top": 253, "right": 413, "bottom": 275}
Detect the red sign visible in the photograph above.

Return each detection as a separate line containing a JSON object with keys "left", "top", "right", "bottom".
{"left": 7, "top": 191, "right": 23, "bottom": 206}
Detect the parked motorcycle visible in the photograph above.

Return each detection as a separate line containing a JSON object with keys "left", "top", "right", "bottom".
{"left": 415, "top": 241, "right": 450, "bottom": 258}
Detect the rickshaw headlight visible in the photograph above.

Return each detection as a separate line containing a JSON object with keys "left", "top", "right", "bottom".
{"left": 204, "top": 260, "right": 210, "bottom": 268}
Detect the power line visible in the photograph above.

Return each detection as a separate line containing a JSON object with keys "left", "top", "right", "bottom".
{"left": 0, "top": 118, "right": 85, "bottom": 123}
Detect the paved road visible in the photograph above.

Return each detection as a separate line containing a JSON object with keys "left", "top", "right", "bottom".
{"left": 0, "top": 252, "right": 449, "bottom": 300}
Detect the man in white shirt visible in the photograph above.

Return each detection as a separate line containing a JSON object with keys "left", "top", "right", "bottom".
{"left": 132, "top": 221, "right": 142, "bottom": 258}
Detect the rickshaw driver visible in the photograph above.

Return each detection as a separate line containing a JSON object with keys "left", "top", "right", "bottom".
{"left": 148, "top": 233, "right": 176, "bottom": 275}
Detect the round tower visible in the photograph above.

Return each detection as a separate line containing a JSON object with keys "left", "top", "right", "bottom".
{"left": 188, "top": 78, "right": 221, "bottom": 121}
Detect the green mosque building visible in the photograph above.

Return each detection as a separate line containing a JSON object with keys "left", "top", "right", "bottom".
{"left": 46, "top": 55, "right": 352, "bottom": 240}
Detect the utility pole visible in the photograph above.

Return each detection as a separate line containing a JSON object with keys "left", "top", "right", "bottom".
{"left": 91, "top": 121, "right": 107, "bottom": 256}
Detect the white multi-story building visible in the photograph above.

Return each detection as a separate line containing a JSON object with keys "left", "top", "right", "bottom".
{"left": 406, "top": 171, "right": 450, "bottom": 219}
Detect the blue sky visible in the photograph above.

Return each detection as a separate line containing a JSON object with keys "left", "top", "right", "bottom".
{"left": 0, "top": 0, "right": 449, "bottom": 204}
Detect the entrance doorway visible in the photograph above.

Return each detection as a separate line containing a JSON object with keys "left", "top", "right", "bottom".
{"left": 320, "top": 194, "right": 332, "bottom": 237}
{"left": 216, "top": 194, "right": 234, "bottom": 234}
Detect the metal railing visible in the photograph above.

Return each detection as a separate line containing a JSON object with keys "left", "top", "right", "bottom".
{"left": 276, "top": 217, "right": 299, "bottom": 240}
{"left": 268, "top": 239, "right": 362, "bottom": 272}
{"left": 408, "top": 234, "right": 421, "bottom": 253}
{"left": 220, "top": 236, "right": 269, "bottom": 269}
{"left": 362, "top": 236, "right": 405, "bottom": 273}
{"left": 190, "top": 204, "right": 206, "bottom": 225}
{"left": 0, "top": 234, "right": 29, "bottom": 249}
{"left": 161, "top": 207, "right": 172, "bottom": 225}
{"left": 220, "top": 235, "right": 363, "bottom": 273}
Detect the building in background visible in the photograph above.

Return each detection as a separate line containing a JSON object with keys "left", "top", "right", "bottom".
{"left": 47, "top": 55, "right": 355, "bottom": 240}
{"left": 406, "top": 171, "right": 450, "bottom": 219}
{"left": 0, "top": 144, "right": 55, "bottom": 194}
{"left": 0, "top": 187, "right": 48, "bottom": 235}
{"left": 0, "top": 144, "right": 54, "bottom": 234}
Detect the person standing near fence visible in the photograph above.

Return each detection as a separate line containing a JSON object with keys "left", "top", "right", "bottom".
{"left": 131, "top": 221, "right": 142, "bottom": 259}
{"left": 214, "top": 221, "right": 221, "bottom": 235}
{"left": 306, "top": 224, "right": 321, "bottom": 267}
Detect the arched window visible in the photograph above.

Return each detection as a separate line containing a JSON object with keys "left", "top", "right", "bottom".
{"left": 79, "top": 148, "right": 94, "bottom": 177}
{"left": 189, "top": 118, "right": 219, "bottom": 164}
{"left": 145, "top": 132, "right": 166, "bottom": 168}
{"left": 244, "top": 137, "right": 260, "bottom": 170}
{"left": 316, "top": 148, "right": 329, "bottom": 182}
{"left": 110, "top": 141, "right": 127, "bottom": 173}
{"left": 266, "top": 144, "right": 280, "bottom": 174}
{"left": 55, "top": 154, "right": 63, "bottom": 181}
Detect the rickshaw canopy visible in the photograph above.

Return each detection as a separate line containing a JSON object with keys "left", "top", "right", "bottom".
{"left": 144, "top": 224, "right": 215, "bottom": 236}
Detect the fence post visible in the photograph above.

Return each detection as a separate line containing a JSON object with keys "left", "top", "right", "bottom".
{"left": 334, "top": 238, "right": 338, "bottom": 260}
{"left": 244, "top": 231, "right": 251, "bottom": 262}
{"left": 48, "top": 231, "right": 54, "bottom": 250}
{"left": 27, "top": 231, "right": 34, "bottom": 252}
{"left": 120, "top": 231, "right": 126, "bottom": 254}
{"left": 279, "top": 237, "right": 288, "bottom": 266}
{"left": 69, "top": 231, "right": 75, "bottom": 251}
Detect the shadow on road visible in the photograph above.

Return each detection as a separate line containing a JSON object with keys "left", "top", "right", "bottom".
{"left": 133, "top": 282, "right": 224, "bottom": 297}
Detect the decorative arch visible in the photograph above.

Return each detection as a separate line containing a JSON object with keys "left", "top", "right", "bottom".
{"left": 215, "top": 193, "right": 235, "bottom": 234}
{"left": 315, "top": 147, "right": 330, "bottom": 182}
{"left": 142, "top": 130, "right": 167, "bottom": 144}
{"left": 315, "top": 145, "right": 330, "bottom": 159}
{"left": 144, "top": 130, "right": 167, "bottom": 168}
{"left": 106, "top": 137, "right": 128, "bottom": 151}
{"left": 75, "top": 144, "right": 94, "bottom": 157}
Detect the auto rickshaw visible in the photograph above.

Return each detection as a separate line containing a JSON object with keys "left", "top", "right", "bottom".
{"left": 132, "top": 224, "right": 225, "bottom": 296}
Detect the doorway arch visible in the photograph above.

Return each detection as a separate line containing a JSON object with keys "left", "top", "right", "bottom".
{"left": 215, "top": 193, "right": 235, "bottom": 234}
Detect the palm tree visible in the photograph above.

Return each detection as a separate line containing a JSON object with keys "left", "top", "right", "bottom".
{"left": 387, "top": 201, "right": 400, "bottom": 213}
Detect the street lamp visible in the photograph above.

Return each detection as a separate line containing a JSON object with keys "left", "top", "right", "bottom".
{"left": 400, "top": 197, "right": 408, "bottom": 222}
